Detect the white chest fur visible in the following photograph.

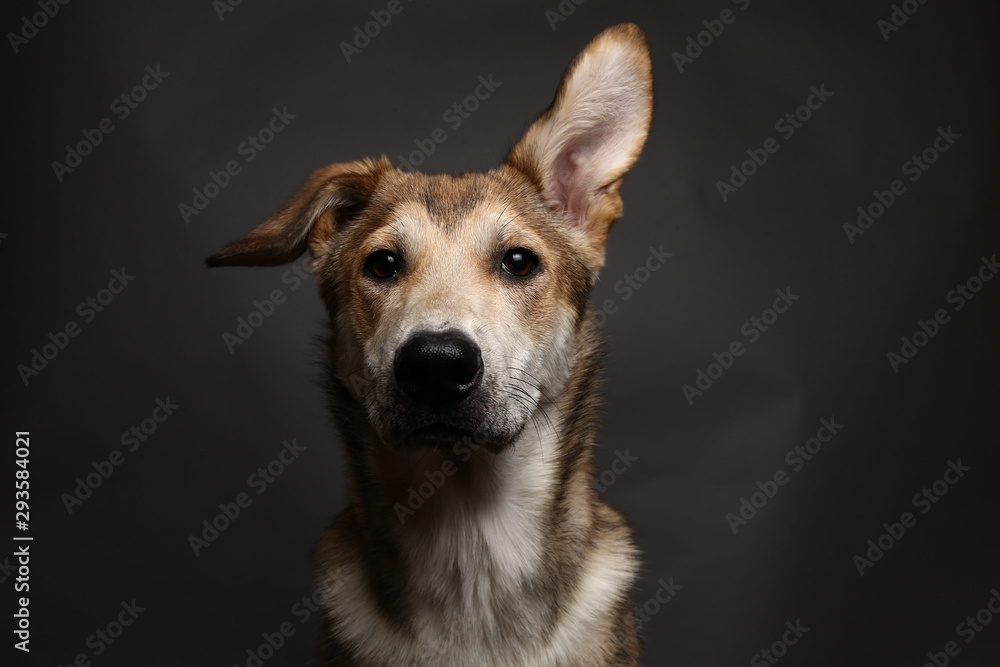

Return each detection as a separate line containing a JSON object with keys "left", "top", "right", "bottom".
{"left": 321, "top": 412, "right": 636, "bottom": 666}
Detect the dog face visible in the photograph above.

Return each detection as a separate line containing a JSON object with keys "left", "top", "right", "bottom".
{"left": 207, "top": 24, "right": 653, "bottom": 452}
{"left": 311, "top": 167, "right": 593, "bottom": 452}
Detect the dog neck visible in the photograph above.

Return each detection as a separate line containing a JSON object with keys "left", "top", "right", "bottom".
{"left": 374, "top": 400, "right": 569, "bottom": 590}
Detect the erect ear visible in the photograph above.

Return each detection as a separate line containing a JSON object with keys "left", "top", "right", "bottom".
{"left": 505, "top": 23, "right": 652, "bottom": 257}
{"left": 205, "top": 157, "right": 391, "bottom": 267}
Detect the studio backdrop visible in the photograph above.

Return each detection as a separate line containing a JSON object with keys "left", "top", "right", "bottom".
{"left": 3, "top": 0, "right": 998, "bottom": 665}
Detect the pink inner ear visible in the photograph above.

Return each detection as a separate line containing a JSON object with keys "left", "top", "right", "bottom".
{"left": 546, "top": 128, "right": 613, "bottom": 230}
{"left": 511, "top": 26, "right": 652, "bottom": 236}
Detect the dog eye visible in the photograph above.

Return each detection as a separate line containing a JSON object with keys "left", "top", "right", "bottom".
{"left": 501, "top": 248, "right": 539, "bottom": 277}
{"left": 365, "top": 250, "right": 401, "bottom": 280}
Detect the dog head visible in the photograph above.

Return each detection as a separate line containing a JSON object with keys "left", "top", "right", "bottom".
{"left": 207, "top": 24, "right": 653, "bottom": 452}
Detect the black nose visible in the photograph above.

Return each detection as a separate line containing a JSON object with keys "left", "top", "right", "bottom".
{"left": 394, "top": 330, "right": 483, "bottom": 407}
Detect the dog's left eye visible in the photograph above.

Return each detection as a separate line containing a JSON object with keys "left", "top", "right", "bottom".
{"left": 365, "top": 250, "right": 401, "bottom": 280}
{"left": 501, "top": 248, "right": 539, "bottom": 278}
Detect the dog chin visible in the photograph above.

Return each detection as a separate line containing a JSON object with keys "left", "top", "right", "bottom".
{"left": 381, "top": 419, "right": 522, "bottom": 454}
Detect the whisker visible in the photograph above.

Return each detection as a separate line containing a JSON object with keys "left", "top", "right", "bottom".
{"left": 504, "top": 393, "right": 546, "bottom": 457}
{"left": 505, "top": 367, "right": 568, "bottom": 421}
{"left": 507, "top": 391, "right": 543, "bottom": 448}
{"left": 502, "top": 357, "right": 569, "bottom": 408}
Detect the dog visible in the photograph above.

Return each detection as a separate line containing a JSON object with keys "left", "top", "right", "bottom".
{"left": 207, "top": 23, "right": 653, "bottom": 667}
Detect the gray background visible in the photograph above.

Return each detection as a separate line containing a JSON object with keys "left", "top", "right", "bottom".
{"left": 3, "top": 0, "right": 999, "bottom": 665}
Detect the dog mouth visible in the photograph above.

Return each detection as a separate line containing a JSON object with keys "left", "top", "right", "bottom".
{"left": 382, "top": 409, "right": 522, "bottom": 454}
{"left": 401, "top": 422, "right": 477, "bottom": 449}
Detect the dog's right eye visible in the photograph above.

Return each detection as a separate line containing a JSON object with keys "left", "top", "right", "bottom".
{"left": 365, "top": 250, "right": 401, "bottom": 280}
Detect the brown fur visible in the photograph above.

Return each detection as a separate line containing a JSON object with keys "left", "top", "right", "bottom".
{"left": 207, "top": 23, "right": 653, "bottom": 666}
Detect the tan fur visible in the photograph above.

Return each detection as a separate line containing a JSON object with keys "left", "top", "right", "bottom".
{"left": 506, "top": 23, "right": 653, "bottom": 267}
{"left": 207, "top": 24, "right": 653, "bottom": 666}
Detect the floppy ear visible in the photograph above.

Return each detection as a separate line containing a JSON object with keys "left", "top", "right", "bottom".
{"left": 505, "top": 23, "right": 652, "bottom": 257}
{"left": 205, "top": 157, "right": 391, "bottom": 267}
